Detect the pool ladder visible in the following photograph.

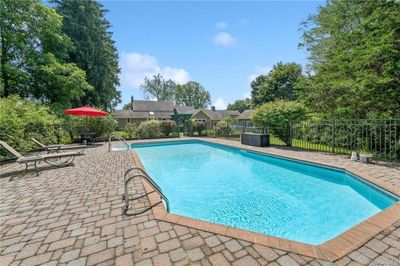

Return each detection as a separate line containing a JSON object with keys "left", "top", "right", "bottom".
{"left": 122, "top": 166, "right": 170, "bottom": 216}
{"left": 108, "top": 132, "right": 130, "bottom": 152}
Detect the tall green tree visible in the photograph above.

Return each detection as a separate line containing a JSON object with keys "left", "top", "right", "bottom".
{"left": 299, "top": 0, "right": 400, "bottom": 118}
{"left": 53, "top": 0, "right": 121, "bottom": 110}
{"left": 251, "top": 62, "right": 303, "bottom": 107}
{"left": 175, "top": 81, "right": 211, "bottom": 108}
{"left": 250, "top": 75, "right": 268, "bottom": 107}
{"left": 0, "top": 0, "right": 92, "bottom": 108}
{"left": 140, "top": 74, "right": 176, "bottom": 101}
{"left": 227, "top": 98, "right": 252, "bottom": 113}
{"left": 123, "top": 103, "right": 132, "bottom": 110}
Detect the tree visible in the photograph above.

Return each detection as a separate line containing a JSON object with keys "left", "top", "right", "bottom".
{"left": 53, "top": 0, "right": 121, "bottom": 110}
{"left": 32, "top": 54, "right": 93, "bottom": 111}
{"left": 251, "top": 62, "right": 303, "bottom": 107}
{"left": 123, "top": 103, "right": 132, "bottom": 110}
{"left": 216, "top": 117, "right": 233, "bottom": 136}
{"left": 175, "top": 81, "right": 211, "bottom": 108}
{"left": 250, "top": 75, "right": 268, "bottom": 107}
{"left": 252, "top": 100, "right": 307, "bottom": 146}
{"left": 140, "top": 74, "right": 176, "bottom": 101}
{"left": 299, "top": 0, "right": 400, "bottom": 118}
{"left": 0, "top": 0, "right": 92, "bottom": 108}
{"left": 227, "top": 98, "right": 252, "bottom": 113}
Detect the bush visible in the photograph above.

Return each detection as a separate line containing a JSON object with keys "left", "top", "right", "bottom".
{"left": 138, "top": 120, "right": 161, "bottom": 138}
{"left": 160, "top": 120, "right": 176, "bottom": 136}
{"left": 124, "top": 123, "right": 137, "bottom": 138}
{"left": 70, "top": 115, "right": 117, "bottom": 140}
{"left": 0, "top": 95, "right": 65, "bottom": 156}
{"left": 193, "top": 121, "right": 207, "bottom": 136}
{"left": 252, "top": 100, "right": 307, "bottom": 145}
{"left": 216, "top": 117, "right": 233, "bottom": 136}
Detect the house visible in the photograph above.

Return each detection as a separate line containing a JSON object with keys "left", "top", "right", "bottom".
{"left": 191, "top": 106, "right": 240, "bottom": 128}
{"left": 236, "top": 110, "right": 253, "bottom": 127}
{"left": 112, "top": 97, "right": 196, "bottom": 129}
{"left": 112, "top": 97, "right": 241, "bottom": 130}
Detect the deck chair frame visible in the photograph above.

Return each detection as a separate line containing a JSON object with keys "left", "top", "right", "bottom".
{"left": 0, "top": 141, "right": 84, "bottom": 177}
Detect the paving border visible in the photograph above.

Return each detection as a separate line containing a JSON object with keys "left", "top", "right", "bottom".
{"left": 128, "top": 138, "right": 400, "bottom": 262}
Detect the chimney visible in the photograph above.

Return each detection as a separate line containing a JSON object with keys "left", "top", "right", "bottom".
{"left": 131, "top": 96, "right": 134, "bottom": 110}
{"left": 211, "top": 106, "right": 216, "bottom": 111}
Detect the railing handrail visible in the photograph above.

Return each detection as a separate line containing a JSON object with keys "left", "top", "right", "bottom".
{"left": 108, "top": 132, "right": 129, "bottom": 151}
{"left": 123, "top": 166, "right": 170, "bottom": 212}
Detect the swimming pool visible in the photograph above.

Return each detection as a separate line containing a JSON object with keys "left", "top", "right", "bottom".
{"left": 132, "top": 140, "right": 398, "bottom": 245}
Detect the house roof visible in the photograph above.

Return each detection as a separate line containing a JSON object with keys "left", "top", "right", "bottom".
{"left": 175, "top": 105, "right": 197, "bottom": 114}
{"left": 112, "top": 100, "right": 196, "bottom": 119}
{"left": 193, "top": 109, "right": 240, "bottom": 120}
{"left": 236, "top": 109, "right": 253, "bottom": 120}
{"left": 132, "top": 100, "right": 175, "bottom": 112}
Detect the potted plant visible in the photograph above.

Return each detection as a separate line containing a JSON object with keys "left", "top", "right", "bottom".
{"left": 358, "top": 149, "right": 373, "bottom": 164}
{"left": 350, "top": 150, "right": 359, "bottom": 161}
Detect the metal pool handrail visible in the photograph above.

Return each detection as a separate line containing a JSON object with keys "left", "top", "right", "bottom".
{"left": 108, "top": 132, "right": 129, "bottom": 152}
{"left": 122, "top": 166, "right": 170, "bottom": 214}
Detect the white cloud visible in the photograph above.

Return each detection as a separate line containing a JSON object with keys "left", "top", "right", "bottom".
{"left": 213, "top": 32, "right": 236, "bottom": 47}
{"left": 215, "top": 22, "right": 227, "bottom": 29}
{"left": 212, "top": 98, "right": 227, "bottom": 110}
{"left": 120, "top": 52, "right": 190, "bottom": 89}
{"left": 248, "top": 66, "right": 271, "bottom": 86}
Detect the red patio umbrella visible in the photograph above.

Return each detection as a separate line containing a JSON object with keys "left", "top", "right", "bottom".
{"left": 64, "top": 105, "right": 108, "bottom": 129}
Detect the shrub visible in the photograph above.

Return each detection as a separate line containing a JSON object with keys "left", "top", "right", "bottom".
{"left": 216, "top": 117, "right": 233, "bottom": 136}
{"left": 252, "top": 100, "right": 307, "bottom": 146}
{"left": 194, "top": 121, "right": 207, "bottom": 136}
{"left": 0, "top": 95, "right": 65, "bottom": 156}
{"left": 70, "top": 115, "right": 117, "bottom": 140}
{"left": 138, "top": 120, "right": 161, "bottom": 138}
{"left": 160, "top": 120, "right": 176, "bottom": 136}
{"left": 124, "top": 123, "right": 137, "bottom": 138}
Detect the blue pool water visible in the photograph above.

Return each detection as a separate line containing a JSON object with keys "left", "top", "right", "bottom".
{"left": 132, "top": 141, "right": 398, "bottom": 245}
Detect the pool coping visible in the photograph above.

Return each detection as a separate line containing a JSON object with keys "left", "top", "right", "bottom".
{"left": 128, "top": 138, "right": 400, "bottom": 262}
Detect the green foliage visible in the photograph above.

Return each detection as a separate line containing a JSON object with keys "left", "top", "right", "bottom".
{"left": 160, "top": 120, "right": 176, "bottom": 136}
{"left": 299, "top": 0, "right": 400, "bottom": 118}
{"left": 70, "top": 115, "right": 117, "bottom": 139}
{"left": 193, "top": 121, "right": 207, "bottom": 136}
{"left": 250, "top": 75, "right": 268, "bottom": 107}
{"left": 227, "top": 98, "right": 252, "bottom": 113}
{"left": 0, "top": 96, "right": 66, "bottom": 156}
{"left": 251, "top": 62, "right": 304, "bottom": 107}
{"left": 123, "top": 103, "right": 132, "bottom": 110}
{"left": 252, "top": 101, "right": 307, "bottom": 145}
{"left": 124, "top": 123, "right": 137, "bottom": 138}
{"left": 175, "top": 81, "right": 211, "bottom": 108}
{"left": 216, "top": 117, "right": 233, "bottom": 136}
{"left": 53, "top": 0, "right": 121, "bottom": 110}
{"left": 138, "top": 120, "right": 161, "bottom": 138}
{"left": 140, "top": 74, "right": 176, "bottom": 101}
{"left": 32, "top": 54, "right": 93, "bottom": 111}
{"left": 0, "top": 0, "right": 92, "bottom": 109}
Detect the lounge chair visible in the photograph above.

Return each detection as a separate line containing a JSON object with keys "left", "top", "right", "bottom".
{"left": 0, "top": 141, "right": 84, "bottom": 176}
{"left": 30, "top": 138, "right": 86, "bottom": 153}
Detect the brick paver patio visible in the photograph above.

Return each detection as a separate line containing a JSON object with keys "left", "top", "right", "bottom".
{"left": 1, "top": 138, "right": 399, "bottom": 266}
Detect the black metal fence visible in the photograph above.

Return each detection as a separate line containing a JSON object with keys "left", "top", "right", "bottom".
{"left": 267, "top": 119, "right": 400, "bottom": 164}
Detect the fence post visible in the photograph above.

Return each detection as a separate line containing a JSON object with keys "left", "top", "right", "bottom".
{"left": 332, "top": 120, "right": 335, "bottom": 153}
{"left": 288, "top": 121, "right": 292, "bottom": 147}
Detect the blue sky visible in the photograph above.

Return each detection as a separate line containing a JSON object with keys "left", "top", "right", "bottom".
{"left": 100, "top": 1, "right": 324, "bottom": 109}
